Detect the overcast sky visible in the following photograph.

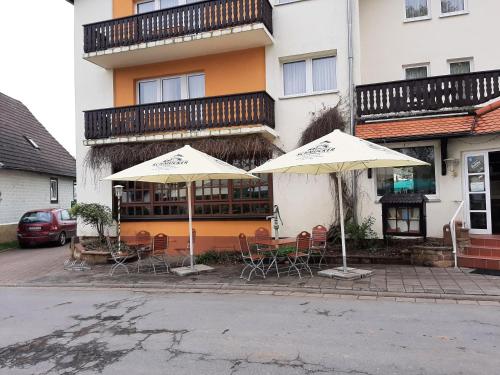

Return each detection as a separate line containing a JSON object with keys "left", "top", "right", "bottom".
{"left": 0, "top": 1, "right": 75, "bottom": 156}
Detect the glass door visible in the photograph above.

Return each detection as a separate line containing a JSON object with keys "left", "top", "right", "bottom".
{"left": 464, "top": 152, "right": 492, "bottom": 234}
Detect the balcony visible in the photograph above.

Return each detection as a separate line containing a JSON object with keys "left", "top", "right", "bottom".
{"left": 83, "top": 0, "right": 273, "bottom": 69}
{"left": 84, "top": 91, "right": 275, "bottom": 144}
{"left": 356, "top": 70, "right": 500, "bottom": 120}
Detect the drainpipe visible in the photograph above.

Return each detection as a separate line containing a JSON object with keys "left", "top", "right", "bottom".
{"left": 346, "top": 0, "right": 358, "bottom": 223}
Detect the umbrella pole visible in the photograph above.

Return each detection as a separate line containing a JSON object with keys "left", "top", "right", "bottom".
{"left": 187, "top": 182, "right": 195, "bottom": 270}
{"left": 337, "top": 174, "right": 347, "bottom": 273}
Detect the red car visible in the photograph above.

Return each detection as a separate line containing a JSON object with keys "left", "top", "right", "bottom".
{"left": 17, "top": 209, "right": 77, "bottom": 248}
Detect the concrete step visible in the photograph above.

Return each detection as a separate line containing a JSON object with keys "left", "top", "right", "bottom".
{"left": 458, "top": 255, "right": 500, "bottom": 270}
{"left": 463, "top": 246, "right": 500, "bottom": 258}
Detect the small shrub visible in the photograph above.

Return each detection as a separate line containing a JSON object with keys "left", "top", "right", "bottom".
{"left": 71, "top": 203, "right": 113, "bottom": 242}
{"left": 196, "top": 250, "right": 241, "bottom": 265}
{"left": 345, "top": 216, "right": 378, "bottom": 249}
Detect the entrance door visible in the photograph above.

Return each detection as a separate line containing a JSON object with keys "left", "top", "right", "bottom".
{"left": 464, "top": 152, "right": 491, "bottom": 234}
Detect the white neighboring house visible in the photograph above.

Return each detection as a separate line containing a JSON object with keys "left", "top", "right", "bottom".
{"left": 0, "top": 92, "right": 76, "bottom": 243}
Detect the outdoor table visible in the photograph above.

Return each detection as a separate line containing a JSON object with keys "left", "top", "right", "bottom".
{"left": 122, "top": 237, "right": 152, "bottom": 272}
{"left": 254, "top": 238, "right": 296, "bottom": 278}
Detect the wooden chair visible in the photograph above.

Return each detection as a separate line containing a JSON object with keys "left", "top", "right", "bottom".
{"left": 136, "top": 230, "right": 152, "bottom": 273}
{"left": 151, "top": 233, "right": 170, "bottom": 274}
{"left": 287, "top": 231, "right": 313, "bottom": 279}
{"left": 310, "top": 225, "right": 328, "bottom": 269}
{"left": 239, "top": 233, "right": 266, "bottom": 281}
{"left": 254, "top": 227, "right": 271, "bottom": 253}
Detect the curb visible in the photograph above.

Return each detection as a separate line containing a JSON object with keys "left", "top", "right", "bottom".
{"left": 2, "top": 282, "right": 500, "bottom": 304}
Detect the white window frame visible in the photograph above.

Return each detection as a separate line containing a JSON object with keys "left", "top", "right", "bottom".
{"left": 374, "top": 140, "right": 440, "bottom": 202}
{"left": 403, "top": 63, "right": 430, "bottom": 80}
{"left": 448, "top": 57, "right": 474, "bottom": 74}
{"left": 280, "top": 53, "right": 338, "bottom": 99}
{"left": 135, "top": 0, "right": 201, "bottom": 13}
{"left": 440, "top": 0, "right": 468, "bottom": 17}
{"left": 50, "top": 178, "right": 59, "bottom": 204}
{"left": 136, "top": 72, "right": 205, "bottom": 104}
{"left": 403, "top": 0, "right": 431, "bottom": 22}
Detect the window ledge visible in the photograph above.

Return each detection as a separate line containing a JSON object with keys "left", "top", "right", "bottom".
{"left": 403, "top": 15, "right": 432, "bottom": 23}
{"left": 439, "top": 10, "right": 469, "bottom": 18}
{"left": 375, "top": 196, "right": 440, "bottom": 204}
{"left": 279, "top": 89, "right": 339, "bottom": 100}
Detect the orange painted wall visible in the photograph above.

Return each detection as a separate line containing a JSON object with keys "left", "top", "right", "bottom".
{"left": 113, "top": 48, "right": 266, "bottom": 107}
{"left": 122, "top": 220, "right": 271, "bottom": 253}
{"left": 113, "top": 0, "right": 135, "bottom": 18}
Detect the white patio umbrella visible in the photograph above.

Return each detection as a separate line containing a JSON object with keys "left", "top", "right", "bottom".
{"left": 104, "top": 145, "right": 257, "bottom": 269}
{"left": 250, "top": 129, "right": 429, "bottom": 273}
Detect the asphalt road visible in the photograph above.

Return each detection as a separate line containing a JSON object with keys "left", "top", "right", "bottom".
{"left": 0, "top": 287, "right": 499, "bottom": 375}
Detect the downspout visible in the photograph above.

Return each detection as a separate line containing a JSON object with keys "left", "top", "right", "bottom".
{"left": 346, "top": 0, "right": 358, "bottom": 223}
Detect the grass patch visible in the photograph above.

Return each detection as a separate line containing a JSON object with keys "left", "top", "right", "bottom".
{"left": 0, "top": 241, "right": 18, "bottom": 251}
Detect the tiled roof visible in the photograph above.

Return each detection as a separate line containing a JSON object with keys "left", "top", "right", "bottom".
{"left": 0, "top": 92, "right": 76, "bottom": 178}
{"left": 356, "top": 100, "right": 500, "bottom": 141}
{"left": 356, "top": 115, "right": 474, "bottom": 141}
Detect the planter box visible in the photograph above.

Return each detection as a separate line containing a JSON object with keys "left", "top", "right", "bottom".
{"left": 73, "top": 243, "right": 110, "bottom": 265}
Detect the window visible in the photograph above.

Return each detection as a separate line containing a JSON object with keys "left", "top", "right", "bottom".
{"left": 137, "top": 73, "right": 206, "bottom": 104}
{"left": 60, "top": 210, "right": 71, "bottom": 221}
{"left": 283, "top": 61, "right": 306, "bottom": 96}
{"left": 441, "top": 0, "right": 465, "bottom": 14}
{"left": 405, "top": 65, "right": 428, "bottom": 80}
{"left": 50, "top": 178, "right": 58, "bottom": 203}
{"left": 377, "top": 146, "right": 436, "bottom": 196}
{"left": 119, "top": 158, "right": 273, "bottom": 219}
{"left": 282, "top": 56, "right": 337, "bottom": 97}
{"left": 405, "top": 0, "right": 429, "bottom": 19}
{"left": 449, "top": 60, "right": 471, "bottom": 74}
{"left": 24, "top": 136, "right": 40, "bottom": 150}
{"left": 136, "top": 0, "right": 203, "bottom": 13}
{"left": 137, "top": 0, "right": 155, "bottom": 14}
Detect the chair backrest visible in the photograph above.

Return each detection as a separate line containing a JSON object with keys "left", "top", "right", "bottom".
{"left": 153, "top": 233, "right": 169, "bottom": 252}
{"left": 296, "top": 231, "right": 311, "bottom": 253}
{"left": 238, "top": 233, "right": 251, "bottom": 257}
{"left": 255, "top": 227, "right": 271, "bottom": 242}
{"left": 311, "top": 225, "right": 327, "bottom": 248}
{"left": 136, "top": 230, "right": 151, "bottom": 245}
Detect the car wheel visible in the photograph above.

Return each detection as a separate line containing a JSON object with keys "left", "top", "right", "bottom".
{"left": 58, "top": 232, "right": 66, "bottom": 246}
{"left": 19, "top": 241, "right": 28, "bottom": 249}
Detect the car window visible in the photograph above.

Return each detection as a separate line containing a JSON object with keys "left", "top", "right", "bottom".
{"left": 61, "top": 210, "right": 71, "bottom": 221}
{"left": 20, "top": 211, "right": 51, "bottom": 224}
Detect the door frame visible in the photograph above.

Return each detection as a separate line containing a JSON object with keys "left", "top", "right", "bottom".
{"left": 463, "top": 151, "right": 492, "bottom": 235}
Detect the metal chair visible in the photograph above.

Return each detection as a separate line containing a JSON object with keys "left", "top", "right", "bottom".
{"left": 310, "top": 225, "right": 328, "bottom": 269}
{"left": 287, "top": 231, "right": 313, "bottom": 279}
{"left": 107, "top": 236, "right": 130, "bottom": 276}
{"left": 239, "top": 233, "right": 266, "bottom": 281}
{"left": 136, "top": 230, "right": 152, "bottom": 273}
{"left": 151, "top": 233, "right": 170, "bottom": 274}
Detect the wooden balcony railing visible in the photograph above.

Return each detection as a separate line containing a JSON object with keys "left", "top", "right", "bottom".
{"left": 83, "top": 0, "right": 273, "bottom": 53}
{"left": 356, "top": 70, "right": 500, "bottom": 119}
{"left": 84, "top": 91, "right": 275, "bottom": 140}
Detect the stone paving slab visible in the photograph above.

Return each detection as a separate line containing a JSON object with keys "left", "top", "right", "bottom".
{"left": 2, "top": 245, "right": 500, "bottom": 303}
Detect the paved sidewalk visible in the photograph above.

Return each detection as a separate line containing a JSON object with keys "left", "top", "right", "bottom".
{"left": 2, "top": 245, "right": 500, "bottom": 301}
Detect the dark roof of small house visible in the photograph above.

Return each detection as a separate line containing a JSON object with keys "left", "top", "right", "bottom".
{"left": 0, "top": 92, "right": 76, "bottom": 178}
{"left": 379, "top": 193, "right": 428, "bottom": 204}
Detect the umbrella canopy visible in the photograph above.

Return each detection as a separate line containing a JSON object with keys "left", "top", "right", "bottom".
{"left": 105, "top": 145, "right": 257, "bottom": 269}
{"left": 105, "top": 145, "right": 256, "bottom": 183}
{"left": 251, "top": 129, "right": 427, "bottom": 174}
{"left": 250, "top": 129, "right": 429, "bottom": 273}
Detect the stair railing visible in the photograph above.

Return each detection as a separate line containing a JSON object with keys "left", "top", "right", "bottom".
{"left": 450, "top": 201, "right": 465, "bottom": 269}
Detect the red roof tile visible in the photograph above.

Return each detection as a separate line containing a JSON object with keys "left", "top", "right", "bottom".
{"left": 474, "top": 105, "right": 500, "bottom": 135}
{"left": 356, "top": 115, "right": 474, "bottom": 141}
